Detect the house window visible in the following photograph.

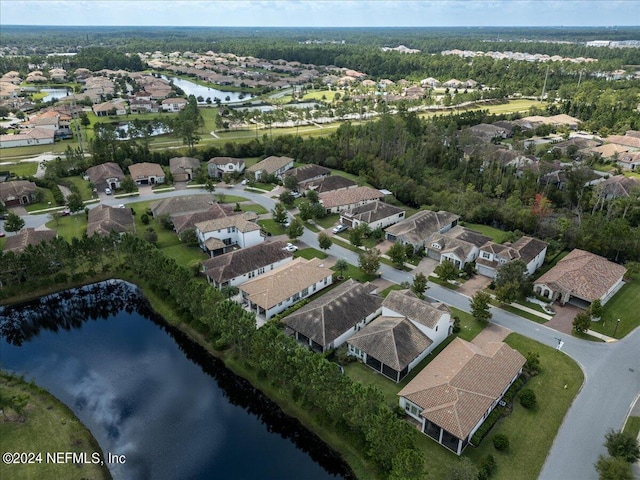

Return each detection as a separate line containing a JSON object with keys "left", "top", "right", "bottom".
{"left": 258, "top": 267, "right": 265, "bottom": 274}
{"left": 324, "top": 278, "right": 328, "bottom": 285}
{"left": 482, "top": 252, "right": 490, "bottom": 259}
{"left": 435, "top": 325, "right": 438, "bottom": 331}
{"left": 248, "top": 271, "right": 255, "bottom": 278}
{"left": 302, "top": 287, "right": 309, "bottom": 297}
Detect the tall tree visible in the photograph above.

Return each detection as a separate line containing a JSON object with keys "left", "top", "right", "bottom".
{"left": 358, "top": 248, "right": 381, "bottom": 276}
{"left": 387, "top": 242, "right": 407, "bottom": 269}
{"left": 4, "top": 212, "right": 25, "bottom": 233}
{"left": 470, "top": 291, "right": 493, "bottom": 323}
{"left": 411, "top": 272, "right": 428, "bottom": 299}
{"left": 287, "top": 218, "right": 304, "bottom": 241}
{"left": 318, "top": 231, "right": 333, "bottom": 251}
{"left": 271, "top": 202, "right": 288, "bottom": 225}
{"left": 604, "top": 430, "right": 640, "bottom": 463}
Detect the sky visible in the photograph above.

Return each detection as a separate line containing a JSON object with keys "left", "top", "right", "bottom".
{"left": 1, "top": 0, "right": 638, "bottom": 28}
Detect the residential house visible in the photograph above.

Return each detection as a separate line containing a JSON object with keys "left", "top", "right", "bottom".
{"left": 281, "top": 164, "right": 331, "bottom": 188}
{"left": 201, "top": 240, "right": 294, "bottom": 288}
{"left": 398, "top": 338, "right": 525, "bottom": 455}
{"left": 169, "top": 157, "right": 200, "bottom": 182}
{"left": 86, "top": 162, "right": 125, "bottom": 191}
{"left": 246, "top": 155, "right": 294, "bottom": 181}
{"left": 87, "top": 205, "right": 135, "bottom": 237}
{"left": 128, "top": 162, "right": 165, "bottom": 185}
{"left": 468, "top": 124, "right": 507, "bottom": 143}
{"left": 340, "top": 200, "right": 405, "bottom": 230}
{"left": 534, "top": 249, "right": 626, "bottom": 306}
{"left": 385, "top": 210, "right": 460, "bottom": 252}
{"left": 195, "top": 214, "right": 263, "bottom": 257}
{"left": 171, "top": 204, "right": 236, "bottom": 234}
{"left": 319, "top": 186, "right": 384, "bottom": 214}
{"left": 596, "top": 175, "right": 640, "bottom": 200}
{"left": 0, "top": 181, "right": 38, "bottom": 207}
{"left": 207, "top": 157, "right": 246, "bottom": 179}
{"left": 161, "top": 97, "right": 188, "bottom": 112}
{"left": 4, "top": 228, "right": 57, "bottom": 253}
{"left": 92, "top": 100, "right": 127, "bottom": 117}
{"left": 348, "top": 290, "right": 452, "bottom": 382}
{"left": 239, "top": 257, "right": 334, "bottom": 320}
{"left": 284, "top": 279, "right": 383, "bottom": 353}
{"left": 617, "top": 151, "right": 640, "bottom": 171}
{"left": 304, "top": 175, "right": 357, "bottom": 193}
{"left": 150, "top": 194, "right": 217, "bottom": 218}
{"left": 426, "top": 226, "right": 491, "bottom": 270}
{"left": 604, "top": 135, "right": 640, "bottom": 150}
{"left": 476, "top": 236, "right": 548, "bottom": 279}
{"left": 0, "top": 128, "right": 56, "bottom": 148}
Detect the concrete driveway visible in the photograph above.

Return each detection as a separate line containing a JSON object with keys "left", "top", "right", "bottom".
{"left": 545, "top": 303, "right": 582, "bottom": 335}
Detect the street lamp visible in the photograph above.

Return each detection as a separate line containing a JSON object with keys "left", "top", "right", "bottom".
{"left": 613, "top": 318, "right": 621, "bottom": 337}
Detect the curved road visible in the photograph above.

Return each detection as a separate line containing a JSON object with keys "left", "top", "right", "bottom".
{"left": 19, "top": 186, "right": 640, "bottom": 480}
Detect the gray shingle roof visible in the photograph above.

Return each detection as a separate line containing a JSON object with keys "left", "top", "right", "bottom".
{"left": 4, "top": 228, "right": 57, "bottom": 253}
{"left": 283, "top": 279, "right": 382, "bottom": 348}
{"left": 341, "top": 201, "right": 404, "bottom": 225}
{"left": 383, "top": 290, "right": 450, "bottom": 329}
{"left": 151, "top": 194, "right": 217, "bottom": 217}
{"left": 385, "top": 210, "right": 459, "bottom": 246}
{"left": 87, "top": 204, "right": 134, "bottom": 236}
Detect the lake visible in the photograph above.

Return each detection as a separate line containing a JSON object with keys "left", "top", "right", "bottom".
{"left": 160, "top": 76, "right": 253, "bottom": 104}
{"left": 40, "top": 87, "right": 72, "bottom": 102}
{"left": 0, "top": 281, "right": 352, "bottom": 480}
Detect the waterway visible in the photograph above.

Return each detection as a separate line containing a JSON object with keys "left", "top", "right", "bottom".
{"left": 160, "top": 76, "right": 253, "bottom": 104}
{"left": 0, "top": 280, "right": 352, "bottom": 480}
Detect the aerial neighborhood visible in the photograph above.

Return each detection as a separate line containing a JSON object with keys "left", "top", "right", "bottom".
{"left": 1, "top": 23, "right": 639, "bottom": 480}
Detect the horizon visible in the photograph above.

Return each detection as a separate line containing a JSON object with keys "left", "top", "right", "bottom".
{"left": 1, "top": 1, "right": 638, "bottom": 28}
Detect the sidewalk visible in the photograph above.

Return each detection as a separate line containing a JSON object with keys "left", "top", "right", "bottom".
{"left": 585, "top": 329, "right": 618, "bottom": 343}
{"left": 508, "top": 302, "right": 553, "bottom": 321}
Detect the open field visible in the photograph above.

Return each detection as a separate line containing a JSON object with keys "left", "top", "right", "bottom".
{"left": 588, "top": 273, "right": 640, "bottom": 338}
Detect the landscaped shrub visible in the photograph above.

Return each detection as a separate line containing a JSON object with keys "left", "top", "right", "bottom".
{"left": 141, "top": 213, "right": 150, "bottom": 225}
{"left": 493, "top": 434, "right": 510, "bottom": 451}
{"left": 478, "top": 454, "right": 497, "bottom": 480}
{"left": 519, "top": 389, "right": 537, "bottom": 409}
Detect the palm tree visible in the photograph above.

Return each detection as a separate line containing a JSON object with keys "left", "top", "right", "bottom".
{"left": 334, "top": 259, "right": 349, "bottom": 280}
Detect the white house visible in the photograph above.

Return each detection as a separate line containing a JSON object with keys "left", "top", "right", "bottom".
{"left": 340, "top": 201, "right": 405, "bottom": 230}
{"left": 207, "top": 157, "right": 246, "bottom": 178}
{"left": 239, "top": 257, "right": 334, "bottom": 321}
{"left": 426, "top": 226, "right": 491, "bottom": 270}
{"left": 195, "top": 215, "right": 263, "bottom": 257}
{"left": 385, "top": 210, "right": 460, "bottom": 252}
{"left": 161, "top": 97, "right": 188, "bottom": 112}
{"left": 476, "top": 236, "right": 548, "bottom": 279}
{"left": 319, "top": 186, "right": 384, "bottom": 214}
{"left": 347, "top": 290, "right": 452, "bottom": 382}
{"left": 246, "top": 155, "right": 294, "bottom": 181}
{"left": 201, "top": 240, "right": 294, "bottom": 288}
{"left": 0, "top": 128, "right": 55, "bottom": 148}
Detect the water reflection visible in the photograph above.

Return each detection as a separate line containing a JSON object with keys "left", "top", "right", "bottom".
{"left": 0, "top": 281, "right": 353, "bottom": 480}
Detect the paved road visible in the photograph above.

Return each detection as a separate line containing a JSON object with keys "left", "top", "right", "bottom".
{"left": 19, "top": 185, "right": 640, "bottom": 480}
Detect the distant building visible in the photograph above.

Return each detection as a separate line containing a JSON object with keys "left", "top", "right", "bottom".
{"left": 0, "top": 181, "right": 38, "bottom": 207}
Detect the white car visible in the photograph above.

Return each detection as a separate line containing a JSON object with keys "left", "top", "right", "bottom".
{"left": 104, "top": 187, "right": 112, "bottom": 195}
{"left": 332, "top": 224, "right": 348, "bottom": 234}
{"left": 283, "top": 243, "right": 298, "bottom": 252}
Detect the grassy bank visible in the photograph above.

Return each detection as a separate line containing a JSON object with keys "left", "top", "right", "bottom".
{"left": 0, "top": 372, "right": 112, "bottom": 480}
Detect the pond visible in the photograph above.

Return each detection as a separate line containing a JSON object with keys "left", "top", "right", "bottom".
{"left": 160, "top": 76, "right": 253, "bottom": 104}
{"left": 0, "top": 281, "right": 353, "bottom": 480}
{"left": 40, "top": 88, "right": 72, "bottom": 102}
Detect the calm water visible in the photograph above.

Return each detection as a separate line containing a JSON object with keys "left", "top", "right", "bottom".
{"left": 0, "top": 281, "right": 352, "bottom": 480}
{"left": 40, "top": 87, "right": 72, "bottom": 102}
{"left": 160, "top": 76, "right": 253, "bottom": 104}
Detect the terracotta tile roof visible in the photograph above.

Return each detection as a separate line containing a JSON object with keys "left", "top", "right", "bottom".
{"left": 341, "top": 201, "right": 404, "bottom": 225}
{"left": 0, "top": 181, "right": 37, "bottom": 202}
{"left": 534, "top": 249, "right": 626, "bottom": 302}
{"left": 383, "top": 289, "right": 450, "bottom": 329}
{"left": 319, "top": 186, "right": 384, "bottom": 209}
{"left": 171, "top": 204, "right": 235, "bottom": 234}
{"left": 240, "top": 257, "right": 333, "bottom": 310}
{"left": 385, "top": 210, "right": 459, "bottom": 245}
{"left": 128, "top": 162, "right": 165, "bottom": 179}
{"left": 151, "top": 194, "right": 217, "bottom": 217}
{"left": 4, "top": 228, "right": 57, "bottom": 253}
{"left": 195, "top": 214, "right": 260, "bottom": 234}
{"left": 246, "top": 155, "right": 294, "bottom": 175}
{"left": 398, "top": 338, "right": 525, "bottom": 440}
{"left": 87, "top": 204, "right": 134, "bottom": 236}
{"left": 202, "top": 240, "right": 292, "bottom": 284}
{"left": 348, "top": 316, "right": 433, "bottom": 371}
{"left": 283, "top": 279, "right": 382, "bottom": 348}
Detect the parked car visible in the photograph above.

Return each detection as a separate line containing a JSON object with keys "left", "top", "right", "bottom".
{"left": 283, "top": 243, "right": 298, "bottom": 252}
{"left": 0, "top": 232, "right": 5, "bottom": 238}
{"left": 332, "top": 224, "right": 348, "bottom": 234}
{"left": 0, "top": 213, "right": 8, "bottom": 220}
{"left": 105, "top": 187, "right": 112, "bottom": 195}
{"left": 291, "top": 191, "right": 302, "bottom": 198}
{"left": 61, "top": 208, "right": 71, "bottom": 216}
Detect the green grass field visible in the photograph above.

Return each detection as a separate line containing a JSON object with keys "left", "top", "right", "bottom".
{"left": 0, "top": 372, "right": 111, "bottom": 480}
{"left": 64, "top": 175, "right": 95, "bottom": 201}
{"left": 463, "top": 222, "right": 511, "bottom": 243}
{"left": 258, "top": 219, "right": 286, "bottom": 236}
{"left": 623, "top": 416, "right": 640, "bottom": 439}
{"left": 294, "top": 247, "right": 329, "bottom": 261}
{"left": 45, "top": 214, "right": 87, "bottom": 239}
{"left": 1, "top": 162, "right": 38, "bottom": 177}
{"left": 588, "top": 273, "right": 640, "bottom": 338}
{"left": 330, "top": 261, "right": 376, "bottom": 284}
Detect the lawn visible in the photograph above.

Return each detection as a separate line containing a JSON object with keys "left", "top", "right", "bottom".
{"left": 64, "top": 175, "right": 95, "bottom": 201}
{"left": 466, "top": 333, "right": 583, "bottom": 480}
{"left": 161, "top": 243, "right": 208, "bottom": 268}
{"left": 462, "top": 222, "right": 511, "bottom": 243}
{"left": 313, "top": 213, "right": 340, "bottom": 230}
{"left": 239, "top": 203, "right": 268, "bottom": 214}
{"left": 0, "top": 373, "right": 111, "bottom": 480}
{"left": 294, "top": 247, "right": 329, "bottom": 261}
{"left": 250, "top": 182, "right": 276, "bottom": 191}
{"left": 588, "top": 273, "right": 640, "bottom": 338}
{"left": 215, "top": 194, "right": 248, "bottom": 203}
{"left": 336, "top": 231, "right": 381, "bottom": 249}
{"left": 379, "top": 284, "right": 404, "bottom": 297}
{"left": 449, "top": 306, "right": 485, "bottom": 342}
{"left": 258, "top": 219, "right": 286, "bottom": 236}
{"left": 623, "top": 416, "right": 640, "bottom": 439}
{"left": 2, "top": 161, "right": 38, "bottom": 177}
{"left": 25, "top": 187, "right": 60, "bottom": 212}
{"left": 45, "top": 213, "right": 87, "bottom": 239}
{"left": 331, "top": 262, "right": 376, "bottom": 283}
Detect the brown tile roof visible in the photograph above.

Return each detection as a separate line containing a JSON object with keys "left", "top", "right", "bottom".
{"left": 398, "top": 338, "right": 525, "bottom": 440}
{"left": 207, "top": 156, "right": 245, "bottom": 167}
{"left": 4, "top": 228, "right": 57, "bottom": 253}
{"left": 202, "top": 240, "right": 292, "bottom": 284}
{"left": 87, "top": 205, "right": 134, "bottom": 236}
{"left": 171, "top": 204, "right": 236, "bottom": 234}
{"left": 169, "top": 157, "right": 200, "bottom": 175}
{"left": 605, "top": 135, "right": 640, "bottom": 149}
{"left": 151, "top": 194, "right": 217, "bottom": 217}
{"left": 341, "top": 201, "right": 404, "bottom": 225}
{"left": 239, "top": 257, "right": 333, "bottom": 310}
{"left": 195, "top": 215, "right": 260, "bottom": 234}
{"left": 478, "top": 236, "right": 548, "bottom": 270}
{"left": 534, "top": 249, "right": 627, "bottom": 302}
{"left": 385, "top": 210, "right": 460, "bottom": 245}
{"left": 281, "top": 164, "right": 331, "bottom": 184}
{"left": 0, "top": 181, "right": 37, "bottom": 202}
{"left": 383, "top": 290, "right": 450, "bottom": 329}
{"left": 597, "top": 175, "right": 640, "bottom": 198}
{"left": 128, "top": 162, "right": 165, "bottom": 179}
{"left": 85, "top": 162, "right": 125, "bottom": 187}
{"left": 306, "top": 175, "right": 357, "bottom": 193}
{"left": 246, "top": 155, "right": 294, "bottom": 175}
{"left": 283, "top": 279, "right": 382, "bottom": 348}
{"left": 348, "top": 316, "right": 433, "bottom": 371}
{"left": 319, "top": 186, "right": 384, "bottom": 209}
